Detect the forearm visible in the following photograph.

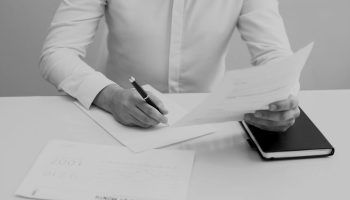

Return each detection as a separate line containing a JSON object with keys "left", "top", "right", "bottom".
{"left": 39, "top": 0, "right": 113, "bottom": 108}
{"left": 238, "top": 0, "right": 293, "bottom": 66}
{"left": 40, "top": 48, "right": 115, "bottom": 108}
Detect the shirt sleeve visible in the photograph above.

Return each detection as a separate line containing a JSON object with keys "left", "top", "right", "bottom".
{"left": 39, "top": 0, "right": 115, "bottom": 108}
{"left": 237, "top": 0, "right": 299, "bottom": 95}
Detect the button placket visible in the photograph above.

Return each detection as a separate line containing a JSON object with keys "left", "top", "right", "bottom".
{"left": 168, "top": 0, "right": 185, "bottom": 93}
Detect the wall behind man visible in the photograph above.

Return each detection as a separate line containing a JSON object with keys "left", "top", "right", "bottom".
{"left": 227, "top": 0, "right": 350, "bottom": 90}
{"left": 0, "top": 0, "right": 349, "bottom": 97}
{"left": 0, "top": 0, "right": 60, "bottom": 96}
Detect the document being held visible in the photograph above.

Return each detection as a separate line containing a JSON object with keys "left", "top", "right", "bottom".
{"left": 173, "top": 43, "right": 314, "bottom": 127}
{"left": 16, "top": 140, "right": 195, "bottom": 200}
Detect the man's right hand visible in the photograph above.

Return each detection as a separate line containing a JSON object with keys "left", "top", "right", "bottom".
{"left": 93, "top": 84, "right": 168, "bottom": 128}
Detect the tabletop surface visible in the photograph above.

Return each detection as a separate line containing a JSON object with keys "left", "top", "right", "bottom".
{"left": 1, "top": 90, "right": 349, "bottom": 200}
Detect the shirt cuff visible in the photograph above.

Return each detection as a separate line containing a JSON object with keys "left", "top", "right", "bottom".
{"left": 58, "top": 72, "right": 115, "bottom": 109}
{"left": 290, "top": 81, "right": 300, "bottom": 97}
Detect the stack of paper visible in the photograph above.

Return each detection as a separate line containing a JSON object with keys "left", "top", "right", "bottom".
{"left": 16, "top": 140, "right": 195, "bottom": 200}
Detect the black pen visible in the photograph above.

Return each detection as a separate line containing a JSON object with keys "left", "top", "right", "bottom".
{"left": 129, "top": 76, "right": 164, "bottom": 114}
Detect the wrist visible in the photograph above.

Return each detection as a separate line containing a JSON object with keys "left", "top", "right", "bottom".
{"left": 93, "top": 84, "right": 124, "bottom": 112}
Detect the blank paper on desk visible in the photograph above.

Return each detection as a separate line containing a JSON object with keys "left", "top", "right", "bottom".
{"left": 16, "top": 140, "right": 195, "bottom": 200}
{"left": 74, "top": 85, "right": 215, "bottom": 152}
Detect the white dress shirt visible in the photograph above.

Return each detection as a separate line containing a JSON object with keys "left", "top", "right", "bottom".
{"left": 40, "top": 0, "right": 293, "bottom": 108}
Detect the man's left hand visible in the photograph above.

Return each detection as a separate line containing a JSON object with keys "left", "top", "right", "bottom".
{"left": 244, "top": 95, "right": 300, "bottom": 132}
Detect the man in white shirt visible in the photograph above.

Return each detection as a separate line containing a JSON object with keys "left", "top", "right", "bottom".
{"left": 40, "top": 0, "right": 300, "bottom": 131}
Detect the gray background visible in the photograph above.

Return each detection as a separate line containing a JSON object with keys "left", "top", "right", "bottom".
{"left": 1, "top": 0, "right": 349, "bottom": 97}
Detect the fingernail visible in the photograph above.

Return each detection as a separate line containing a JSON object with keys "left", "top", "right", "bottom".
{"left": 254, "top": 112, "right": 262, "bottom": 118}
{"left": 270, "top": 105, "right": 277, "bottom": 111}
{"left": 162, "top": 109, "right": 169, "bottom": 115}
{"left": 161, "top": 116, "right": 168, "bottom": 124}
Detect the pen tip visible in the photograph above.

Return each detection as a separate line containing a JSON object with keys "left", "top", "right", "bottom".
{"left": 129, "top": 76, "right": 135, "bottom": 82}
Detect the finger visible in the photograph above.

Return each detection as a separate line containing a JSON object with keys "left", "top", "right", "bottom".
{"left": 128, "top": 114, "right": 153, "bottom": 128}
{"left": 112, "top": 112, "right": 138, "bottom": 127}
{"left": 147, "top": 92, "right": 169, "bottom": 115}
{"left": 244, "top": 114, "right": 295, "bottom": 132}
{"left": 246, "top": 119, "right": 291, "bottom": 132}
{"left": 244, "top": 114, "right": 276, "bottom": 131}
{"left": 254, "top": 107, "right": 300, "bottom": 122}
{"left": 269, "top": 95, "right": 299, "bottom": 111}
{"left": 245, "top": 117, "right": 294, "bottom": 132}
{"left": 128, "top": 105, "right": 159, "bottom": 126}
{"left": 136, "top": 101, "right": 168, "bottom": 124}
{"left": 127, "top": 90, "right": 160, "bottom": 125}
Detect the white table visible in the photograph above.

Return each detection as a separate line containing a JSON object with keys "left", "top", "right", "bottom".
{"left": 1, "top": 90, "right": 349, "bottom": 200}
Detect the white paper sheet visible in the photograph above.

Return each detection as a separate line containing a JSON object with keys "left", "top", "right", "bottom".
{"left": 16, "top": 140, "right": 195, "bottom": 200}
{"left": 74, "top": 85, "right": 216, "bottom": 152}
{"left": 173, "top": 43, "right": 314, "bottom": 127}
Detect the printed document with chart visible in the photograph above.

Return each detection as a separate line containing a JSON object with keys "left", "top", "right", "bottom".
{"left": 16, "top": 140, "right": 195, "bottom": 200}
{"left": 173, "top": 43, "right": 314, "bottom": 127}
